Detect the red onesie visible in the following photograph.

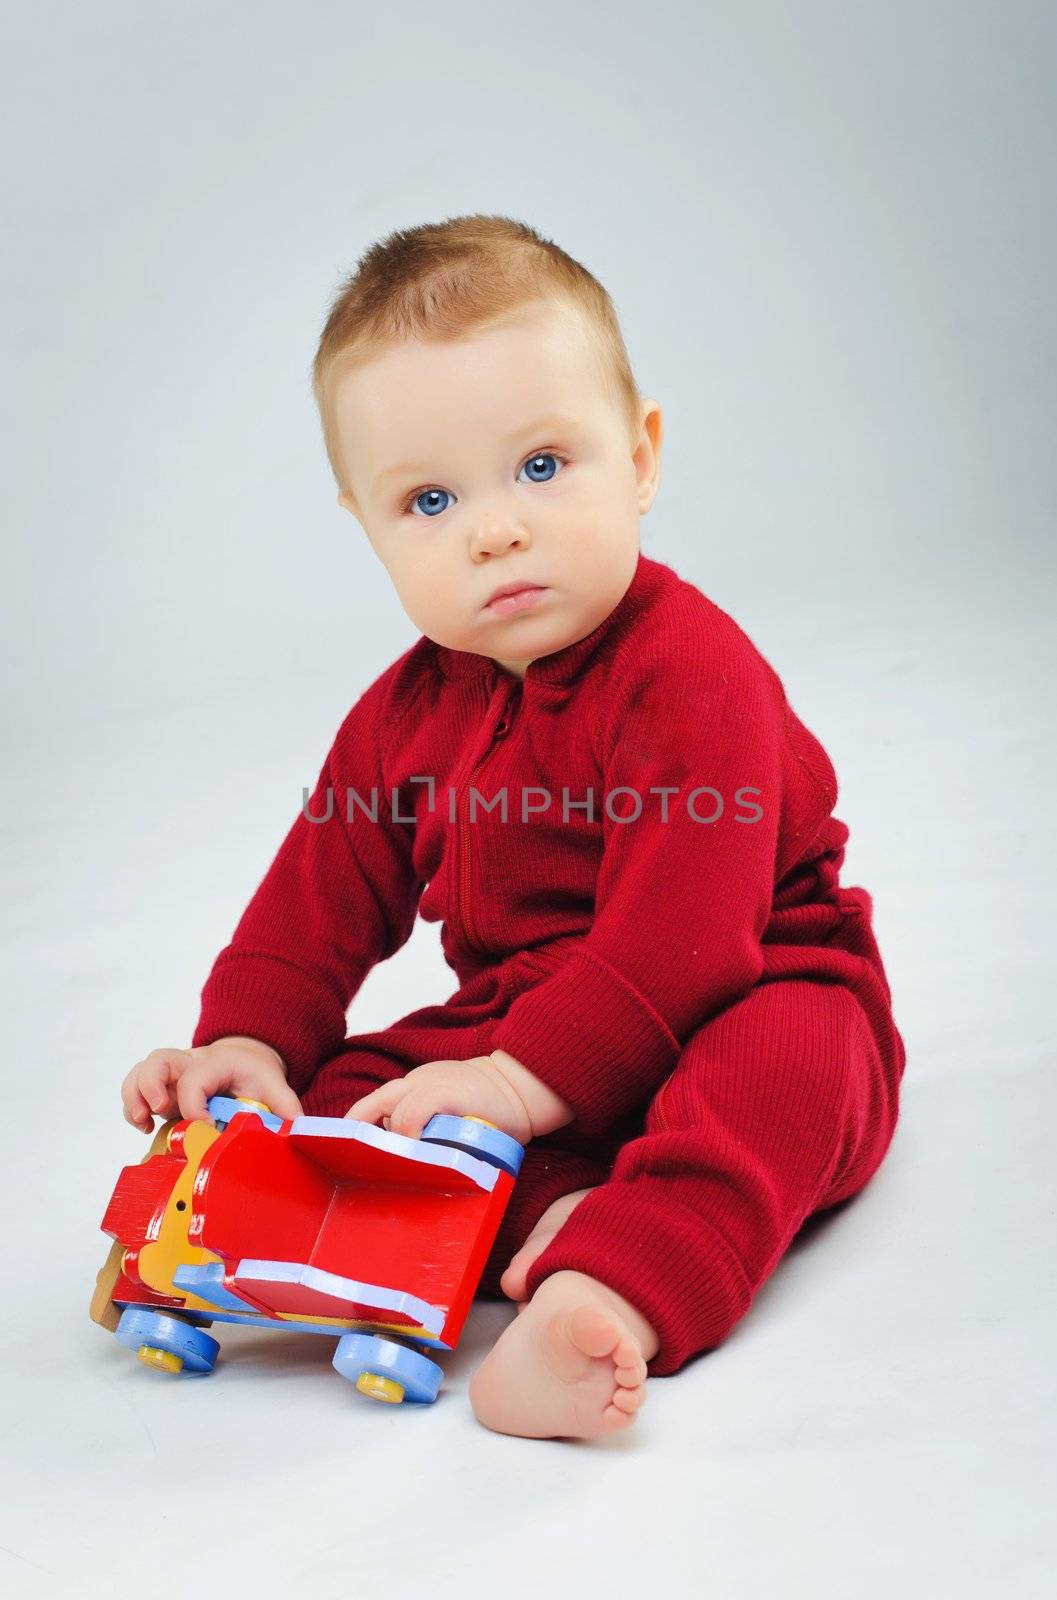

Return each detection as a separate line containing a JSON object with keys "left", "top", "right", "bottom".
{"left": 192, "top": 551, "right": 906, "bottom": 1376}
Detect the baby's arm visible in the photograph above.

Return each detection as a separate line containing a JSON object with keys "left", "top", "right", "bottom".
{"left": 123, "top": 657, "right": 423, "bottom": 1127}
{"left": 188, "top": 656, "right": 423, "bottom": 1094}
{"left": 489, "top": 1047, "right": 575, "bottom": 1137}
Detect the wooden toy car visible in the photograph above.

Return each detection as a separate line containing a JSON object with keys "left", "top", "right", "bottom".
{"left": 90, "top": 1095, "right": 524, "bottom": 1405}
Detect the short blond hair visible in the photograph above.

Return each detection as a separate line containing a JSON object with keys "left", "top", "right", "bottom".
{"left": 310, "top": 212, "right": 644, "bottom": 491}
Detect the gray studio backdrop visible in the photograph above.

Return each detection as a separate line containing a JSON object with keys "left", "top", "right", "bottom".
{"left": 3, "top": 1, "right": 1050, "bottom": 736}
{"left": 0, "top": 5, "right": 1053, "bottom": 1598}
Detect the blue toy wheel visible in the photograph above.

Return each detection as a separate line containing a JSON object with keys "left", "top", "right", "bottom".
{"left": 206, "top": 1094, "right": 284, "bottom": 1133}
{"left": 420, "top": 1114, "right": 524, "bottom": 1177}
{"left": 115, "top": 1306, "right": 220, "bottom": 1375}
{"left": 332, "top": 1333, "right": 443, "bottom": 1405}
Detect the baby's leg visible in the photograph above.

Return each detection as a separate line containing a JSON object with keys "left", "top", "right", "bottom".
{"left": 477, "top": 1143, "right": 614, "bottom": 1299}
{"left": 499, "top": 1185, "right": 600, "bottom": 1307}
{"left": 469, "top": 979, "right": 899, "bottom": 1438}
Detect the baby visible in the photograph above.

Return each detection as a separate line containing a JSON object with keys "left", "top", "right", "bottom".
{"left": 121, "top": 213, "right": 907, "bottom": 1440}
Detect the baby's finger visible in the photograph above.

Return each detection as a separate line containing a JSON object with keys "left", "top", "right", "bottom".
{"left": 139, "top": 1052, "right": 186, "bottom": 1117}
{"left": 389, "top": 1089, "right": 460, "bottom": 1141}
{"left": 175, "top": 1066, "right": 217, "bottom": 1124}
{"left": 388, "top": 1095, "right": 432, "bottom": 1140}
{"left": 249, "top": 1078, "right": 303, "bottom": 1121}
{"left": 123, "top": 1085, "right": 154, "bottom": 1132}
{"left": 120, "top": 1068, "right": 145, "bottom": 1120}
{"left": 345, "top": 1082, "right": 401, "bottom": 1123}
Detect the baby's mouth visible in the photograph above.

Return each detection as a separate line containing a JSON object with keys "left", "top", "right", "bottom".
{"left": 483, "top": 585, "right": 549, "bottom": 618}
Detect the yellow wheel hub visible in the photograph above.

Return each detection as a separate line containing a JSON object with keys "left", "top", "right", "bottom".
{"left": 137, "top": 1344, "right": 184, "bottom": 1374}
{"left": 355, "top": 1372, "right": 406, "bottom": 1404}
{"left": 463, "top": 1116, "right": 498, "bottom": 1129}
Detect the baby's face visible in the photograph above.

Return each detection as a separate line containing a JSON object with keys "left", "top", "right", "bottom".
{"left": 328, "top": 297, "right": 661, "bottom": 678}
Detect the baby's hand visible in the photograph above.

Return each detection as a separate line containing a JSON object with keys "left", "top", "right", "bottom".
{"left": 121, "top": 1036, "right": 303, "bottom": 1132}
{"left": 345, "top": 1055, "right": 533, "bottom": 1144}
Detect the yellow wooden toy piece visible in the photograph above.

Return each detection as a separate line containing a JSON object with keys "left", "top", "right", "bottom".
{"left": 356, "top": 1373, "right": 406, "bottom": 1403}
{"left": 135, "top": 1119, "right": 228, "bottom": 1307}
{"left": 137, "top": 1346, "right": 184, "bottom": 1373}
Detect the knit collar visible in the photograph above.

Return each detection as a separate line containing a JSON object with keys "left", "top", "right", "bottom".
{"left": 433, "top": 549, "right": 670, "bottom": 689}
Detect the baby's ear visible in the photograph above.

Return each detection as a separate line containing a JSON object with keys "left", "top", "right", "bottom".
{"left": 337, "top": 489, "right": 368, "bottom": 529}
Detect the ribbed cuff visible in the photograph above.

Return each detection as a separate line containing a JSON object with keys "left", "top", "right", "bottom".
{"left": 520, "top": 1178, "right": 754, "bottom": 1378}
{"left": 190, "top": 955, "right": 347, "bottom": 1094}
{"left": 489, "top": 950, "right": 681, "bottom": 1138}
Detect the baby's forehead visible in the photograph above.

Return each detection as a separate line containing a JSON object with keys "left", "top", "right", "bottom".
{"left": 330, "top": 307, "right": 621, "bottom": 478}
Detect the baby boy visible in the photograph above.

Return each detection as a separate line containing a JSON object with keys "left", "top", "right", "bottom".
{"left": 121, "top": 213, "right": 907, "bottom": 1440}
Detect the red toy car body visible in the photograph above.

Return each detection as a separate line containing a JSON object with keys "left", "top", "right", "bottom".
{"left": 90, "top": 1097, "right": 525, "bottom": 1404}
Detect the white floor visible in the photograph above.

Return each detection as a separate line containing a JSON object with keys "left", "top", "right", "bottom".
{"left": 1, "top": 584, "right": 1053, "bottom": 1600}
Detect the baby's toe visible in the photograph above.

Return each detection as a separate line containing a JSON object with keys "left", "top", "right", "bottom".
{"left": 613, "top": 1333, "right": 643, "bottom": 1368}
{"left": 601, "top": 1403, "right": 636, "bottom": 1430}
{"left": 611, "top": 1384, "right": 647, "bottom": 1414}
{"left": 567, "top": 1303, "right": 623, "bottom": 1361}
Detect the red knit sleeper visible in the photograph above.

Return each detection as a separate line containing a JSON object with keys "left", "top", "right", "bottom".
{"left": 192, "top": 552, "right": 906, "bottom": 1378}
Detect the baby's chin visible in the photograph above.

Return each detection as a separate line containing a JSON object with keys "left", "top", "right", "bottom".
{"left": 437, "top": 612, "right": 574, "bottom": 660}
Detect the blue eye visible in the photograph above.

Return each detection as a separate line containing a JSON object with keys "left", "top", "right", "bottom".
{"left": 408, "top": 488, "right": 453, "bottom": 518}
{"left": 518, "top": 452, "right": 563, "bottom": 484}
{"left": 403, "top": 450, "right": 567, "bottom": 517}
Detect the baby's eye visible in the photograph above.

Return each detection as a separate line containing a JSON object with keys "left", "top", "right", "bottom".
{"left": 517, "top": 451, "right": 565, "bottom": 485}
{"left": 407, "top": 488, "right": 453, "bottom": 518}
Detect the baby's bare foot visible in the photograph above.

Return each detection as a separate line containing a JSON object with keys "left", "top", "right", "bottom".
{"left": 499, "top": 1186, "right": 598, "bottom": 1302}
{"left": 468, "top": 1269, "right": 655, "bottom": 1440}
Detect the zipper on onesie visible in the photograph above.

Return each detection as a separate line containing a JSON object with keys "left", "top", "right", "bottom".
{"left": 452, "top": 673, "right": 521, "bottom": 954}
